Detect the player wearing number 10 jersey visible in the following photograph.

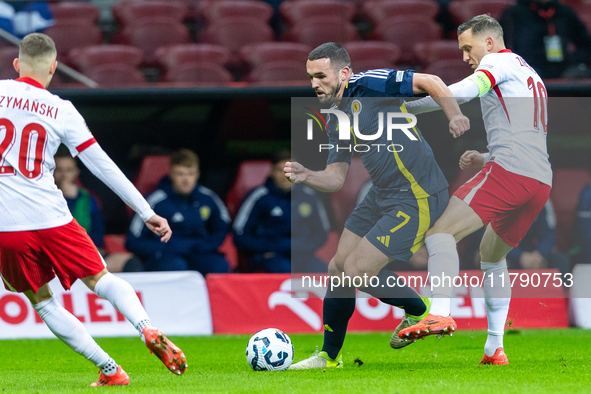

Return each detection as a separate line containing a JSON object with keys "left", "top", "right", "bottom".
{"left": 0, "top": 33, "right": 186, "bottom": 386}
{"left": 400, "top": 15, "right": 552, "bottom": 365}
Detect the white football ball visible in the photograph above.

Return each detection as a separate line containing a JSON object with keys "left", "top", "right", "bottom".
{"left": 246, "top": 328, "right": 294, "bottom": 371}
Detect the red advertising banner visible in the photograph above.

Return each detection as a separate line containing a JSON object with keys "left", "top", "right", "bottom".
{"left": 207, "top": 271, "right": 568, "bottom": 334}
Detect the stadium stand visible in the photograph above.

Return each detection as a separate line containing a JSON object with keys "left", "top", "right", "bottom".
{"left": 424, "top": 58, "right": 472, "bottom": 84}
{"left": 85, "top": 63, "right": 148, "bottom": 87}
{"left": 166, "top": 63, "right": 233, "bottom": 84}
{"left": 0, "top": 47, "right": 19, "bottom": 79}
{"left": 363, "top": 0, "right": 439, "bottom": 27}
{"left": 280, "top": 0, "right": 356, "bottom": 26}
{"left": 413, "top": 40, "right": 463, "bottom": 68}
{"left": 199, "top": 0, "right": 274, "bottom": 25}
{"left": 239, "top": 42, "right": 311, "bottom": 70}
{"left": 44, "top": 20, "right": 102, "bottom": 63}
{"left": 69, "top": 45, "right": 144, "bottom": 72}
{"left": 247, "top": 61, "right": 308, "bottom": 84}
{"left": 343, "top": 41, "right": 401, "bottom": 71}
{"left": 155, "top": 44, "right": 232, "bottom": 81}
{"left": 112, "top": 0, "right": 189, "bottom": 27}
{"left": 49, "top": 1, "right": 101, "bottom": 23}
{"left": 199, "top": 16, "right": 275, "bottom": 54}
{"left": 282, "top": 16, "right": 359, "bottom": 48}
{"left": 449, "top": 0, "right": 513, "bottom": 27}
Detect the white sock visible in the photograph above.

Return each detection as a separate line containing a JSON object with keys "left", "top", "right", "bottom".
{"left": 94, "top": 273, "right": 154, "bottom": 340}
{"left": 481, "top": 260, "right": 511, "bottom": 357}
{"left": 35, "top": 296, "right": 117, "bottom": 374}
{"left": 425, "top": 234, "right": 459, "bottom": 316}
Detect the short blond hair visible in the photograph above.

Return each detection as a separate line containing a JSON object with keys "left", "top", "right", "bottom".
{"left": 19, "top": 33, "right": 57, "bottom": 65}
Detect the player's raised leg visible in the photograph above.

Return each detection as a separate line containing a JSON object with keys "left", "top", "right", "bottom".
{"left": 24, "top": 284, "right": 130, "bottom": 387}
{"left": 399, "top": 196, "right": 484, "bottom": 340}
{"left": 82, "top": 269, "right": 188, "bottom": 375}
{"left": 478, "top": 225, "right": 512, "bottom": 365}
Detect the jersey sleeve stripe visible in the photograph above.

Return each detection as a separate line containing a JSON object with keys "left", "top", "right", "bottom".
{"left": 76, "top": 138, "right": 97, "bottom": 153}
{"left": 478, "top": 69, "right": 496, "bottom": 88}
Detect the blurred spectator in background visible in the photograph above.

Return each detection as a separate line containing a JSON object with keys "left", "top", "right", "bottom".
{"left": 54, "top": 146, "right": 105, "bottom": 251}
{"left": 126, "top": 149, "right": 230, "bottom": 275}
{"left": 500, "top": 0, "right": 591, "bottom": 79}
{"left": 575, "top": 183, "right": 591, "bottom": 264}
{"left": 465, "top": 199, "right": 571, "bottom": 275}
{"left": 0, "top": 1, "right": 54, "bottom": 39}
{"left": 233, "top": 150, "right": 329, "bottom": 273}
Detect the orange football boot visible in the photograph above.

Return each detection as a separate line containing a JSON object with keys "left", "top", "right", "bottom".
{"left": 90, "top": 366, "right": 130, "bottom": 387}
{"left": 479, "top": 348, "right": 509, "bottom": 365}
{"left": 143, "top": 327, "right": 188, "bottom": 375}
{"left": 398, "top": 313, "right": 457, "bottom": 341}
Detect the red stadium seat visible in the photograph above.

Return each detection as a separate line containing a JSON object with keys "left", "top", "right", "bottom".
{"left": 282, "top": 16, "right": 359, "bottom": 48}
{"left": 449, "top": 0, "right": 512, "bottom": 26}
{"left": 424, "top": 59, "right": 472, "bottom": 84}
{"left": 119, "top": 17, "right": 191, "bottom": 64}
{"left": 280, "top": 0, "right": 356, "bottom": 26}
{"left": 199, "top": 17, "right": 274, "bottom": 54}
{"left": 331, "top": 157, "right": 370, "bottom": 229}
{"left": 85, "top": 64, "right": 148, "bottom": 87}
{"left": 550, "top": 168, "right": 591, "bottom": 252}
{"left": 239, "top": 42, "right": 311, "bottom": 69}
{"left": 199, "top": 0, "right": 274, "bottom": 25}
{"left": 363, "top": 0, "right": 439, "bottom": 27}
{"left": 226, "top": 160, "right": 272, "bottom": 218}
{"left": 247, "top": 61, "right": 309, "bottom": 84}
{"left": 166, "top": 63, "right": 233, "bottom": 85}
{"left": 69, "top": 45, "right": 143, "bottom": 72}
{"left": 103, "top": 234, "right": 128, "bottom": 254}
{"left": 44, "top": 20, "right": 102, "bottom": 61}
{"left": 134, "top": 155, "right": 170, "bottom": 197}
{"left": 219, "top": 234, "right": 238, "bottom": 271}
{"left": 155, "top": 44, "right": 231, "bottom": 79}
{"left": 369, "top": 17, "right": 442, "bottom": 65}
{"left": 0, "top": 47, "right": 19, "bottom": 80}
{"left": 344, "top": 41, "right": 401, "bottom": 71}
{"left": 414, "top": 40, "right": 463, "bottom": 67}
{"left": 113, "top": 0, "right": 189, "bottom": 27}
{"left": 50, "top": 2, "right": 100, "bottom": 23}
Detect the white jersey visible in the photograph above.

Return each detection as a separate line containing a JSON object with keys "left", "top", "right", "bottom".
{"left": 0, "top": 78, "right": 153, "bottom": 231}
{"left": 476, "top": 50, "right": 553, "bottom": 186}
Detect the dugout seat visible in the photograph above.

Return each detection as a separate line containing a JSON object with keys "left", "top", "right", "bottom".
{"left": 166, "top": 63, "right": 233, "bottom": 85}
{"left": 449, "top": 0, "right": 512, "bottom": 26}
{"left": 113, "top": 0, "right": 189, "bottom": 27}
{"left": 50, "top": 2, "right": 100, "bottom": 23}
{"left": 363, "top": 0, "right": 439, "bottom": 27}
{"left": 0, "top": 47, "right": 19, "bottom": 80}
{"left": 118, "top": 17, "right": 191, "bottom": 64}
{"left": 199, "top": 0, "right": 273, "bottom": 25}
{"left": 424, "top": 59, "right": 472, "bottom": 85}
{"left": 226, "top": 160, "right": 272, "bottom": 218}
{"left": 368, "top": 17, "right": 442, "bottom": 65}
{"left": 331, "top": 157, "right": 371, "bottom": 230}
{"left": 280, "top": 0, "right": 356, "bottom": 26}
{"left": 550, "top": 168, "right": 591, "bottom": 252}
{"left": 282, "top": 16, "right": 359, "bottom": 48}
{"left": 239, "top": 42, "right": 311, "bottom": 70}
{"left": 199, "top": 17, "right": 274, "bottom": 54}
{"left": 44, "top": 20, "right": 102, "bottom": 62}
{"left": 134, "top": 155, "right": 170, "bottom": 197}
{"left": 85, "top": 64, "right": 148, "bottom": 87}
{"left": 219, "top": 234, "right": 238, "bottom": 271}
{"left": 155, "top": 44, "right": 231, "bottom": 70}
{"left": 414, "top": 40, "right": 463, "bottom": 67}
{"left": 247, "top": 61, "right": 309, "bottom": 84}
{"left": 344, "top": 41, "right": 401, "bottom": 71}
{"left": 69, "top": 45, "right": 143, "bottom": 72}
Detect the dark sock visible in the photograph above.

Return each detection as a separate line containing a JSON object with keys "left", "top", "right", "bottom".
{"left": 321, "top": 285, "right": 356, "bottom": 360}
{"left": 360, "top": 270, "right": 426, "bottom": 317}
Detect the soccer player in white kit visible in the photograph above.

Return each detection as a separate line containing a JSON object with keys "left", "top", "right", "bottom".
{"left": 398, "top": 15, "right": 552, "bottom": 365}
{"left": 0, "top": 34, "right": 187, "bottom": 386}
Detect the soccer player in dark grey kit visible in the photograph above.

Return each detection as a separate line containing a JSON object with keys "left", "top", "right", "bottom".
{"left": 286, "top": 42, "right": 470, "bottom": 369}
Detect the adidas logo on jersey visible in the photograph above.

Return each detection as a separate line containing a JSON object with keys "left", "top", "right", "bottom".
{"left": 377, "top": 235, "right": 390, "bottom": 247}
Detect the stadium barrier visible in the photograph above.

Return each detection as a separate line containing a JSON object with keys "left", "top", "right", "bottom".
{"left": 206, "top": 271, "right": 568, "bottom": 335}
{"left": 569, "top": 264, "right": 591, "bottom": 329}
{"left": 0, "top": 272, "right": 212, "bottom": 339}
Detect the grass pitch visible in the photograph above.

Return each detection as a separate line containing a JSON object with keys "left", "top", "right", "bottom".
{"left": 1, "top": 329, "right": 590, "bottom": 393}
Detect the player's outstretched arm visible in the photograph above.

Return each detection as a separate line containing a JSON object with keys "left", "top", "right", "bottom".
{"left": 412, "top": 73, "right": 470, "bottom": 138}
{"left": 78, "top": 143, "right": 171, "bottom": 242}
{"left": 459, "top": 150, "right": 487, "bottom": 170}
{"left": 284, "top": 161, "right": 349, "bottom": 193}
